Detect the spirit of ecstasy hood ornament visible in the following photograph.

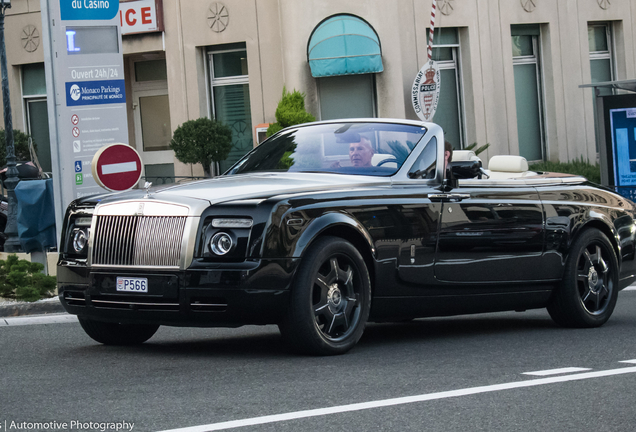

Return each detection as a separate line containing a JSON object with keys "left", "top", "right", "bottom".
{"left": 144, "top": 181, "right": 152, "bottom": 198}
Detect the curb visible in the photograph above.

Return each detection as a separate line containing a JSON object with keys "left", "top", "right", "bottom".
{"left": 0, "top": 297, "right": 65, "bottom": 318}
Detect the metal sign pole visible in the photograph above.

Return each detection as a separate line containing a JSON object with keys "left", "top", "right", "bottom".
{"left": 412, "top": 0, "right": 441, "bottom": 122}
{"left": 0, "top": 0, "right": 22, "bottom": 252}
{"left": 40, "top": 0, "right": 129, "bottom": 247}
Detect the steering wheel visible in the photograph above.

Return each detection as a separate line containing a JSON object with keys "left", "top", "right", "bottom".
{"left": 377, "top": 158, "right": 398, "bottom": 167}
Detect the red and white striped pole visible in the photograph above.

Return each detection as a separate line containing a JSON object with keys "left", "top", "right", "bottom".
{"left": 427, "top": 0, "right": 437, "bottom": 60}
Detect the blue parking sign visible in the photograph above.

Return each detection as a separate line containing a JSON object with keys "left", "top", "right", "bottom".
{"left": 75, "top": 161, "right": 82, "bottom": 172}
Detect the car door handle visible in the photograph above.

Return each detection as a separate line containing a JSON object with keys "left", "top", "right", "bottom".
{"left": 428, "top": 193, "right": 471, "bottom": 202}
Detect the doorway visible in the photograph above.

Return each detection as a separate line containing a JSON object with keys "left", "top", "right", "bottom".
{"left": 130, "top": 57, "right": 175, "bottom": 184}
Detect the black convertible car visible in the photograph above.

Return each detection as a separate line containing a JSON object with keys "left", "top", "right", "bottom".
{"left": 58, "top": 119, "right": 636, "bottom": 355}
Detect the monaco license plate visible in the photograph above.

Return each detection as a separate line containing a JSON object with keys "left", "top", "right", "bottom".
{"left": 116, "top": 277, "right": 148, "bottom": 293}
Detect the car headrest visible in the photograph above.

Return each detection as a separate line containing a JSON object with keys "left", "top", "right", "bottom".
{"left": 488, "top": 155, "right": 529, "bottom": 172}
{"left": 452, "top": 150, "right": 478, "bottom": 161}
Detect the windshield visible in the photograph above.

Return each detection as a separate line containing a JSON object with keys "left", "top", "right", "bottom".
{"left": 226, "top": 122, "right": 427, "bottom": 177}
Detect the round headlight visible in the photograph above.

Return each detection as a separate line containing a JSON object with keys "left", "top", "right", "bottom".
{"left": 72, "top": 228, "right": 89, "bottom": 253}
{"left": 210, "top": 232, "right": 233, "bottom": 255}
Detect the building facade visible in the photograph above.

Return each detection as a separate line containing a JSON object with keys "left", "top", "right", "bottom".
{"left": 2, "top": 0, "right": 635, "bottom": 180}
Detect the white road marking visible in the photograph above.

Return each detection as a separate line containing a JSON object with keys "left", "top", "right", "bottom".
{"left": 623, "top": 286, "right": 636, "bottom": 291}
{"left": 619, "top": 359, "right": 636, "bottom": 364}
{"left": 101, "top": 161, "right": 137, "bottom": 175}
{"left": 0, "top": 314, "right": 78, "bottom": 327}
{"left": 522, "top": 367, "right": 592, "bottom": 376}
{"left": 157, "top": 365, "right": 636, "bottom": 432}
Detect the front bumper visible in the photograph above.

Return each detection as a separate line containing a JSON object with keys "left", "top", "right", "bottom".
{"left": 57, "top": 258, "right": 299, "bottom": 327}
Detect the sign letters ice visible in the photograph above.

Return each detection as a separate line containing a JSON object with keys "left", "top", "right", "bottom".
{"left": 65, "top": 80, "right": 126, "bottom": 106}
{"left": 60, "top": 0, "right": 119, "bottom": 21}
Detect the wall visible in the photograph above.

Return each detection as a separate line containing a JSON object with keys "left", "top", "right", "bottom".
{"left": 3, "top": 0, "right": 636, "bottom": 179}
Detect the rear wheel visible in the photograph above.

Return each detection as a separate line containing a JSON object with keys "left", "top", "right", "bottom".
{"left": 78, "top": 317, "right": 159, "bottom": 345}
{"left": 547, "top": 228, "right": 618, "bottom": 328}
{"left": 279, "top": 236, "right": 371, "bottom": 355}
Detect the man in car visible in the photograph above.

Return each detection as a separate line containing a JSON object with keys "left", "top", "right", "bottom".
{"left": 348, "top": 137, "right": 374, "bottom": 167}
{"left": 444, "top": 140, "right": 455, "bottom": 181}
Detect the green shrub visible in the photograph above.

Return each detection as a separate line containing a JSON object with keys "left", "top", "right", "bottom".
{"left": 0, "top": 255, "right": 56, "bottom": 302}
{"left": 170, "top": 117, "right": 233, "bottom": 177}
{"left": 0, "top": 129, "right": 37, "bottom": 166}
{"left": 266, "top": 87, "right": 316, "bottom": 137}
{"left": 529, "top": 157, "right": 601, "bottom": 184}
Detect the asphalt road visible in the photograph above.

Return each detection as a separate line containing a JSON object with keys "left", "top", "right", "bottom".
{"left": 2, "top": 291, "right": 636, "bottom": 432}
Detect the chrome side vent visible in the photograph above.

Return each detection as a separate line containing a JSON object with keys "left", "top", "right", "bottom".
{"left": 92, "top": 216, "right": 187, "bottom": 267}
{"left": 63, "top": 291, "right": 86, "bottom": 307}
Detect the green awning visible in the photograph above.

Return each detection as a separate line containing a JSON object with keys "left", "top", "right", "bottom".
{"left": 307, "top": 15, "right": 383, "bottom": 78}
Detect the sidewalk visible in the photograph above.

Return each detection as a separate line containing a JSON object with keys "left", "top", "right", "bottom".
{"left": 0, "top": 296, "right": 65, "bottom": 318}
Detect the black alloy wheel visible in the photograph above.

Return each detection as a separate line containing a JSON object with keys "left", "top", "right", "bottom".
{"left": 279, "top": 236, "right": 371, "bottom": 355}
{"left": 548, "top": 228, "right": 618, "bottom": 328}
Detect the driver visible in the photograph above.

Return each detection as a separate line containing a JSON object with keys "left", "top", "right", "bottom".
{"left": 348, "top": 137, "right": 374, "bottom": 167}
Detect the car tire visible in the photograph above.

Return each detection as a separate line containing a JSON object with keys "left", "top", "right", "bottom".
{"left": 279, "top": 236, "right": 371, "bottom": 355}
{"left": 547, "top": 228, "right": 619, "bottom": 328}
{"left": 78, "top": 317, "right": 159, "bottom": 345}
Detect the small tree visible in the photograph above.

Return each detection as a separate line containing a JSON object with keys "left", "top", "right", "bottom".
{"left": 266, "top": 87, "right": 316, "bottom": 137}
{"left": 0, "top": 129, "right": 37, "bottom": 167}
{"left": 170, "top": 118, "right": 233, "bottom": 177}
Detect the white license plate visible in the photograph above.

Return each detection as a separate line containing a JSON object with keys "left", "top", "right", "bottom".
{"left": 116, "top": 277, "right": 148, "bottom": 293}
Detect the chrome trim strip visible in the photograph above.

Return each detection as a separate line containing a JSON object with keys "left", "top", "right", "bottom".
{"left": 190, "top": 303, "right": 228, "bottom": 307}
{"left": 181, "top": 216, "right": 199, "bottom": 270}
{"left": 221, "top": 198, "right": 266, "bottom": 206}
{"left": 89, "top": 265, "right": 181, "bottom": 270}
{"left": 96, "top": 200, "right": 190, "bottom": 216}
{"left": 458, "top": 176, "right": 587, "bottom": 187}
{"left": 87, "top": 215, "right": 97, "bottom": 267}
{"left": 91, "top": 300, "right": 180, "bottom": 307}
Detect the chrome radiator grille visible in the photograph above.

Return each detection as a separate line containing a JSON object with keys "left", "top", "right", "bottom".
{"left": 92, "top": 215, "right": 187, "bottom": 267}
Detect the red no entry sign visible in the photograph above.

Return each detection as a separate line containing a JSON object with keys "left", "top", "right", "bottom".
{"left": 92, "top": 143, "right": 143, "bottom": 191}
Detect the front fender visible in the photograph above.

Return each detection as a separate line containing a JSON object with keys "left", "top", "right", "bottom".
{"left": 573, "top": 210, "right": 622, "bottom": 260}
{"left": 269, "top": 211, "right": 375, "bottom": 259}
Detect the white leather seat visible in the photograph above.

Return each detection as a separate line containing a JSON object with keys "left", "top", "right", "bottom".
{"left": 486, "top": 155, "right": 536, "bottom": 179}
{"left": 372, "top": 153, "right": 397, "bottom": 168}
{"left": 452, "top": 150, "right": 480, "bottom": 162}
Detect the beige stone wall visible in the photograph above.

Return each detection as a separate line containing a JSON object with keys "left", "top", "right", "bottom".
{"left": 3, "top": 1, "right": 44, "bottom": 134}
{"left": 161, "top": 0, "right": 283, "bottom": 176}
{"left": 407, "top": 0, "right": 636, "bottom": 163}
{"left": 278, "top": 0, "right": 411, "bottom": 118}
{"left": 4, "top": 0, "right": 636, "bottom": 173}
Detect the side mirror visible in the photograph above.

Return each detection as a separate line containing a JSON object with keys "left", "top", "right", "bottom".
{"left": 449, "top": 160, "right": 483, "bottom": 179}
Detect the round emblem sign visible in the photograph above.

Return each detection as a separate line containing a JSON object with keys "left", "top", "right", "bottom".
{"left": 597, "top": 0, "right": 610, "bottom": 10}
{"left": 21, "top": 25, "right": 40, "bottom": 53}
{"left": 521, "top": 0, "right": 536, "bottom": 13}
{"left": 439, "top": 0, "right": 455, "bottom": 16}
{"left": 412, "top": 60, "right": 441, "bottom": 122}
{"left": 208, "top": 2, "right": 229, "bottom": 32}
{"left": 92, "top": 144, "right": 143, "bottom": 192}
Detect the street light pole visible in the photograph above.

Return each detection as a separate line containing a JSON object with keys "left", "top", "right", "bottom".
{"left": 0, "top": 0, "right": 22, "bottom": 253}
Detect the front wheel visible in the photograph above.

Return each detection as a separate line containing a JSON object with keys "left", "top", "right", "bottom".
{"left": 78, "top": 317, "right": 159, "bottom": 345}
{"left": 547, "top": 228, "right": 619, "bottom": 328}
{"left": 279, "top": 236, "right": 371, "bottom": 355}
